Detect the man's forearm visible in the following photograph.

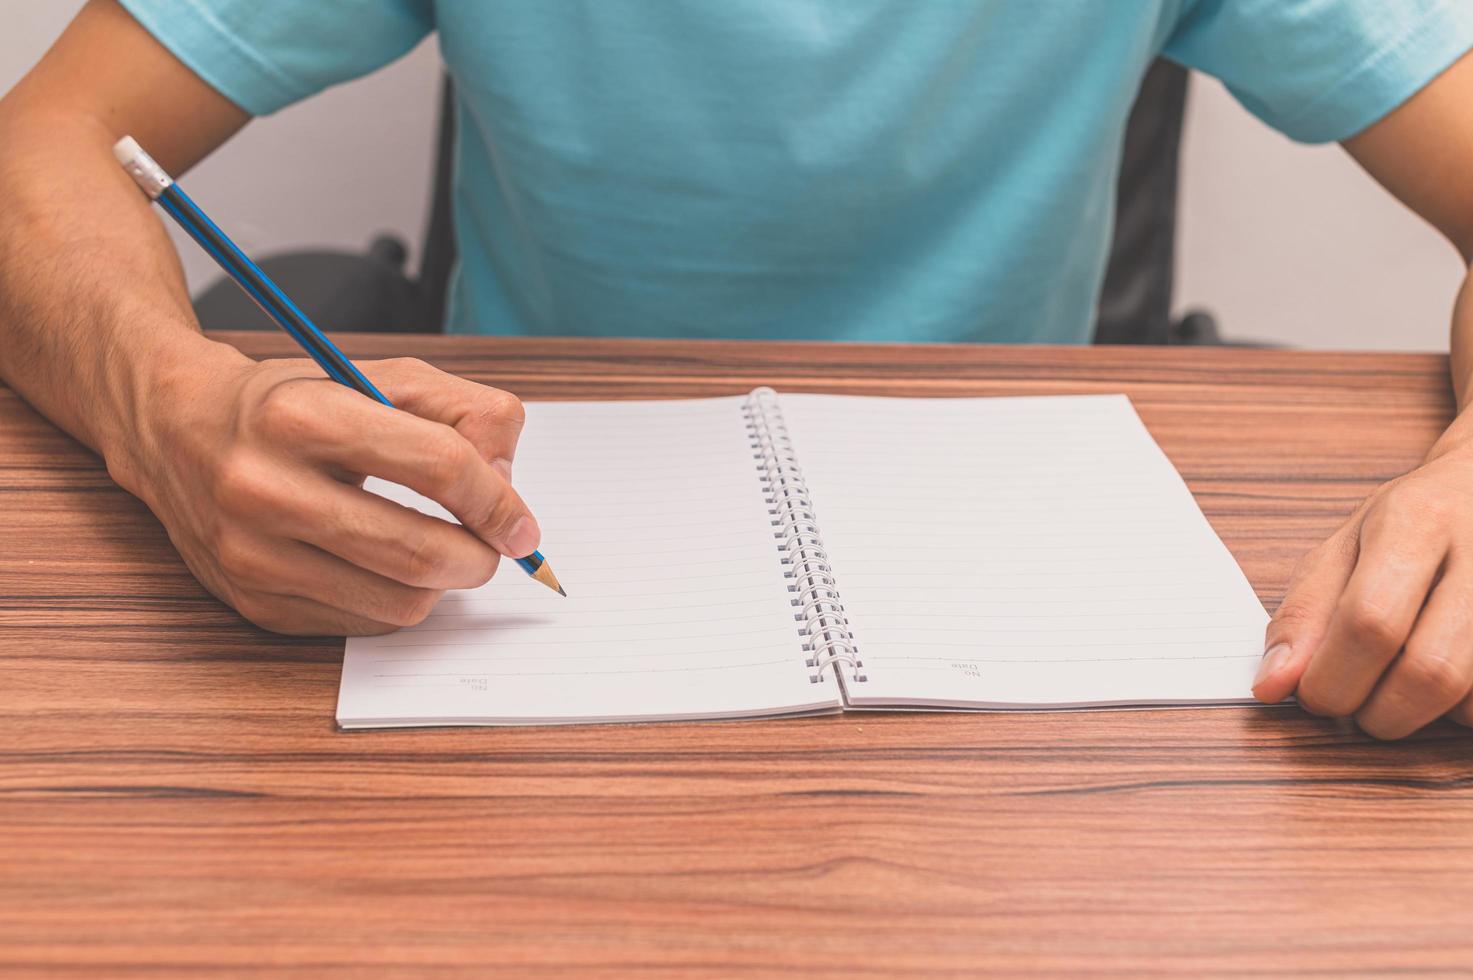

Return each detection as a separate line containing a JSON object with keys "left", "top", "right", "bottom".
{"left": 0, "top": 104, "right": 244, "bottom": 488}
{"left": 1449, "top": 264, "right": 1473, "bottom": 411}
{"left": 1427, "top": 262, "right": 1473, "bottom": 466}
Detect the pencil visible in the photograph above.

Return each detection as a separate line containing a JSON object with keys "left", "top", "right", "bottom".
{"left": 113, "top": 135, "right": 565, "bottom": 598}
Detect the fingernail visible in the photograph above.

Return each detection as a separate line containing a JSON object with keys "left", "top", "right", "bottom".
{"left": 501, "top": 515, "right": 540, "bottom": 558}
{"left": 491, "top": 457, "right": 513, "bottom": 481}
{"left": 1254, "top": 642, "right": 1292, "bottom": 686}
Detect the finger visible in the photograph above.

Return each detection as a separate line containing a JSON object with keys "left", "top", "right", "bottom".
{"left": 346, "top": 422, "right": 540, "bottom": 558}
{"left": 360, "top": 358, "right": 526, "bottom": 472}
{"left": 209, "top": 446, "right": 502, "bottom": 589}
{"left": 215, "top": 530, "right": 445, "bottom": 629}
{"left": 252, "top": 382, "right": 541, "bottom": 558}
{"left": 1297, "top": 499, "right": 1447, "bottom": 717}
{"left": 1253, "top": 527, "right": 1358, "bottom": 704}
{"left": 277, "top": 475, "right": 502, "bottom": 590}
{"left": 1356, "top": 562, "right": 1473, "bottom": 740}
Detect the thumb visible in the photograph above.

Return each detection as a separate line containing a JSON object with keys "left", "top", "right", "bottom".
{"left": 1254, "top": 529, "right": 1359, "bottom": 704}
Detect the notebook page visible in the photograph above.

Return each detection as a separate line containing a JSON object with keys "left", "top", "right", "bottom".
{"left": 337, "top": 397, "right": 836, "bottom": 728}
{"left": 775, "top": 393, "right": 1268, "bottom": 708}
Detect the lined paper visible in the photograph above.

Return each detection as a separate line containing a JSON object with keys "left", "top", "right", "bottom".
{"left": 337, "top": 397, "right": 836, "bottom": 727}
{"left": 337, "top": 390, "right": 1268, "bottom": 728}
{"left": 775, "top": 393, "right": 1268, "bottom": 708}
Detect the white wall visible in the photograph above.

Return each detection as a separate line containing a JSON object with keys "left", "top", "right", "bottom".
{"left": 1175, "top": 77, "right": 1465, "bottom": 351}
{"left": 3, "top": 2, "right": 1466, "bottom": 351}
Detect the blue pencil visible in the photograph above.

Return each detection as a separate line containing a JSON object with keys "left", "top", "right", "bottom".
{"left": 114, "top": 136, "right": 564, "bottom": 597}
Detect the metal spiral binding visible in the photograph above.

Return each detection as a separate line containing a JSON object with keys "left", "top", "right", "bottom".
{"left": 741, "top": 387, "right": 865, "bottom": 685}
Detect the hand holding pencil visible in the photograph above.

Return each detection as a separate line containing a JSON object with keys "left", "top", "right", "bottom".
{"left": 110, "top": 136, "right": 562, "bottom": 635}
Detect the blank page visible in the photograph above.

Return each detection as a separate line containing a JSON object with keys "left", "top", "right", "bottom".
{"left": 337, "top": 397, "right": 836, "bottom": 728}
{"left": 775, "top": 393, "right": 1268, "bottom": 708}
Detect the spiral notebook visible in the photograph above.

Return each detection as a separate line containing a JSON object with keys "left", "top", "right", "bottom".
{"left": 336, "top": 390, "right": 1268, "bottom": 728}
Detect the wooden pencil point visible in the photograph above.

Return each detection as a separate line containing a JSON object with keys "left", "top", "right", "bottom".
{"left": 530, "top": 558, "right": 565, "bottom": 596}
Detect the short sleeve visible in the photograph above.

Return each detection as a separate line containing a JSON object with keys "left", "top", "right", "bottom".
{"left": 1163, "top": 0, "right": 1473, "bottom": 143}
{"left": 117, "top": 0, "right": 434, "bottom": 116}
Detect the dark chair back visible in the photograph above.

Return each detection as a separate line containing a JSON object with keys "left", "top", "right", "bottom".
{"left": 1095, "top": 60, "right": 1190, "bottom": 345}
{"left": 415, "top": 78, "right": 459, "bottom": 333}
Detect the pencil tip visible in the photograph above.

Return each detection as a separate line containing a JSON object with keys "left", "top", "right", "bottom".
{"left": 557, "top": 586, "right": 568, "bottom": 597}
{"left": 529, "top": 558, "right": 566, "bottom": 596}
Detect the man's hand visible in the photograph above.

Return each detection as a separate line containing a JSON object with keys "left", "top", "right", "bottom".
{"left": 1252, "top": 47, "right": 1473, "bottom": 738}
{"left": 113, "top": 351, "right": 540, "bottom": 635}
{"left": 1254, "top": 431, "right": 1473, "bottom": 739}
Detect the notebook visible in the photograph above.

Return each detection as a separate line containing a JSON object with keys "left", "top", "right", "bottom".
{"left": 336, "top": 389, "right": 1268, "bottom": 728}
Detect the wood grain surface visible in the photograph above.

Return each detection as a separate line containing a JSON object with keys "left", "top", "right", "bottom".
{"left": 3, "top": 333, "right": 1472, "bottom": 977}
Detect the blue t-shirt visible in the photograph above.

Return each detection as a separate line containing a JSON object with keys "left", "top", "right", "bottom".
{"left": 121, "top": 0, "right": 1473, "bottom": 343}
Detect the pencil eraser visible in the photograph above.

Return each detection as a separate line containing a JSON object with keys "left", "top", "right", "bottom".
{"left": 112, "top": 135, "right": 142, "bottom": 167}
{"left": 112, "top": 135, "right": 172, "bottom": 199}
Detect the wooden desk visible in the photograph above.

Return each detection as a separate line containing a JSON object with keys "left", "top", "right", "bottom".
{"left": 4, "top": 334, "right": 1472, "bottom": 976}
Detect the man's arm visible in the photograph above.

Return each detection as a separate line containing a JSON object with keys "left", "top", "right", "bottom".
{"left": 1253, "top": 47, "right": 1473, "bottom": 738}
{"left": 0, "top": 0, "right": 247, "bottom": 461}
{"left": 0, "top": 1, "right": 541, "bottom": 635}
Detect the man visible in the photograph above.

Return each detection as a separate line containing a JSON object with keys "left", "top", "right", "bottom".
{"left": 1, "top": 0, "right": 1471, "bottom": 739}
